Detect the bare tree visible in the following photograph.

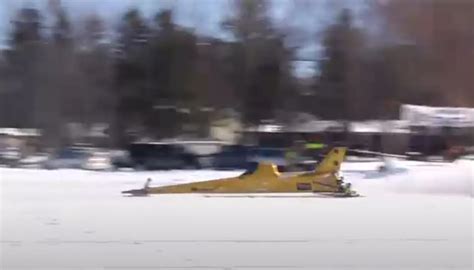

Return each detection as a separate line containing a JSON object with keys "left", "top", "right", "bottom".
{"left": 372, "top": 0, "right": 474, "bottom": 106}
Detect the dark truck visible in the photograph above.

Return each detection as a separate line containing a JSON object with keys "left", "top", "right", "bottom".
{"left": 113, "top": 141, "right": 228, "bottom": 170}
{"left": 126, "top": 142, "right": 201, "bottom": 170}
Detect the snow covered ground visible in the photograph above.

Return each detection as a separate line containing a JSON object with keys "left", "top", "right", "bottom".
{"left": 1, "top": 159, "right": 473, "bottom": 269}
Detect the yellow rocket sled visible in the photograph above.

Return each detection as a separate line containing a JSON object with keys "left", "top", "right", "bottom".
{"left": 122, "top": 147, "right": 358, "bottom": 197}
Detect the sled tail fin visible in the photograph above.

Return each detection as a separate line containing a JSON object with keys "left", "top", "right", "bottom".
{"left": 314, "top": 147, "right": 346, "bottom": 174}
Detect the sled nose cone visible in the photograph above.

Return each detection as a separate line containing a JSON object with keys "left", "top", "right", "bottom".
{"left": 122, "top": 188, "right": 149, "bottom": 197}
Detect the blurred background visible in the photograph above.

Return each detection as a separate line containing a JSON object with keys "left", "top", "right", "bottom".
{"left": 0, "top": 0, "right": 473, "bottom": 170}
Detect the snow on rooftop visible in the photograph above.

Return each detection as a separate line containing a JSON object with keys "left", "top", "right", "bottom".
{"left": 0, "top": 128, "right": 41, "bottom": 137}
{"left": 401, "top": 104, "right": 474, "bottom": 127}
{"left": 349, "top": 120, "right": 410, "bottom": 134}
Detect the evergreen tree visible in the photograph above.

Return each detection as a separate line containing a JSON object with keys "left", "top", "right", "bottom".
{"left": 222, "top": 0, "right": 294, "bottom": 125}
{"left": 41, "top": 2, "right": 77, "bottom": 147}
{"left": 76, "top": 14, "right": 113, "bottom": 126}
{"left": 112, "top": 8, "right": 151, "bottom": 145}
{"left": 316, "top": 9, "right": 366, "bottom": 120}
{"left": 7, "top": 7, "right": 44, "bottom": 128}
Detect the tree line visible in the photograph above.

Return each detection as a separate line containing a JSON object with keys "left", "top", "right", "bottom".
{"left": 0, "top": 0, "right": 472, "bottom": 147}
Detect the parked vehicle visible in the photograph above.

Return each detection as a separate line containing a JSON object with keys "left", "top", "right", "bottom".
{"left": 212, "top": 144, "right": 255, "bottom": 170}
{"left": 110, "top": 150, "right": 134, "bottom": 169}
{"left": 43, "top": 147, "right": 91, "bottom": 170}
{"left": 250, "top": 147, "right": 287, "bottom": 166}
{"left": 82, "top": 151, "right": 112, "bottom": 171}
{"left": 17, "top": 153, "right": 49, "bottom": 168}
{"left": 165, "top": 140, "right": 227, "bottom": 168}
{"left": 127, "top": 142, "right": 201, "bottom": 170}
{"left": 250, "top": 147, "right": 317, "bottom": 172}
{"left": 0, "top": 147, "right": 21, "bottom": 167}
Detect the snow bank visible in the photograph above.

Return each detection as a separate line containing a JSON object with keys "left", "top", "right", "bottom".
{"left": 1, "top": 161, "right": 472, "bottom": 269}
{"left": 342, "top": 159, "right": 473, "bottom": 197}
